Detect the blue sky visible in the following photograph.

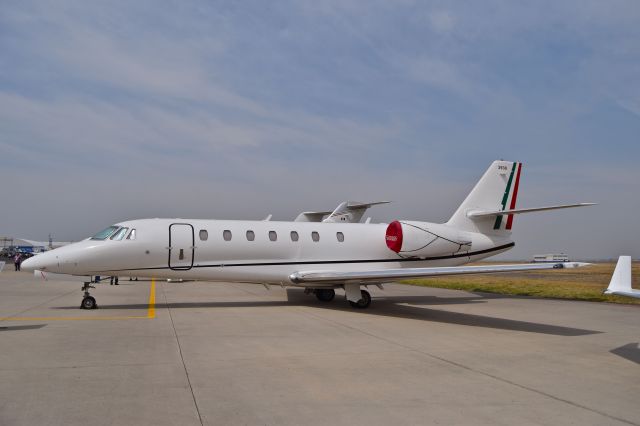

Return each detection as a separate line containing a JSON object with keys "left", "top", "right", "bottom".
{"left": 1, "top": 0, "right": 639, "bottom": 259}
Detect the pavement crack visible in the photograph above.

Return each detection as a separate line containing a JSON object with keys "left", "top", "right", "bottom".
{"left": 162, "top": 283, "right": 204, "bottom": 426}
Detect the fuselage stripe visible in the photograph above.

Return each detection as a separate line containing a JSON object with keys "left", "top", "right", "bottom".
{"left": 103, "top": 242, "right": 515, "bottom": 273}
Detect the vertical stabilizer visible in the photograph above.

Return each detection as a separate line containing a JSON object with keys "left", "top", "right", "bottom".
{"left": 447, "top": 160, "right": 522, "bottom": 235}
{"left": 604, "top": 256, "right": 638, "bottom": 298}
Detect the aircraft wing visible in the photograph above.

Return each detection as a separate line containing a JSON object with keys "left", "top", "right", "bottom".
{"left": 294, "top": 211, "right": 334, "bottom": 222}
{"left": 323, "top": 201, "right": 390, "bottom": 223}
{"left": 289, "top": 262, "right": 590, "bottom": 285}
{"left": 294, "top": 201, "right": 390, "bottom": 223}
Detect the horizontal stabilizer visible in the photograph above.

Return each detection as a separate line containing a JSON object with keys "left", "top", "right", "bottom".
{"left": 466, "top": 203, "right": 596, "bottom": 218}
{"left": 289, "top": 262, "right": 590, "bottom": 285}
{"left": 604, "top": 256, "right": 640, "bottom": 299}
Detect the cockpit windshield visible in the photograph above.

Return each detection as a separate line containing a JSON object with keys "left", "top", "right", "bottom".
{"left": 110, "top": 227, "right": 129, "bottom": 241}
{"left": 91, "top": 226, "right": 119, "bottom": 240}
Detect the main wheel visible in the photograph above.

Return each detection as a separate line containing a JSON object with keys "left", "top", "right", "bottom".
{"left": 315, "top": 289, "right": 335, "bottom": 302}
{"left": 348, "top": 290, "right": 371, "bottom": 309}
{"left": 81, "top": 296, "right": 97, "bottom": 310}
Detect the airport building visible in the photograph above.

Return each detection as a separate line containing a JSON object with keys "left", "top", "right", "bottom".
{"left": 0, "top": 236, "right": 70, "bottom": 256}
{"left": 532, "top": 253, "right": 570, "bottom": 262}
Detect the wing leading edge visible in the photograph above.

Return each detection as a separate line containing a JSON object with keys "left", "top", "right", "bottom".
{"left": 289, "top": 262, "right": 590, "bottom": 285}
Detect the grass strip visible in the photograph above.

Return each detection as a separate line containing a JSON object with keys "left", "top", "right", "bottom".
{"left": 403, "top": 262, "right": 640, "bottom": 304}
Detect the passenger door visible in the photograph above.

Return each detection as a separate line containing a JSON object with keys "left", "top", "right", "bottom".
{"left": 168, "top": 223, "right": 194, "bottom": 270}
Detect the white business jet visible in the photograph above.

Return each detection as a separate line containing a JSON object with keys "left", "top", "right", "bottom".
{"left": 22, "top": 160, "right": 595, "bottom": 310}
{"left": 604, "top": 256, "right": 640, "bottom": 299}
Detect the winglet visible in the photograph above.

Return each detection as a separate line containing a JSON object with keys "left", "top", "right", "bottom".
{"left": 604, "top": 256, "right": 634, "bottom": 296}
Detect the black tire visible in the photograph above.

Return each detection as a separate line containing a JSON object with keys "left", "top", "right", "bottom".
{"left": 81, "top": 296, "right": 97, "bottom": 310}
{"left": 348, "top": 290, "right": 371, "bottom": 309}
{"left": 315, "top": 289, "right": 335, "bottom": 302}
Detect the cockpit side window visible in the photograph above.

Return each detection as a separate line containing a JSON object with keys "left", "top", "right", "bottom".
{"left": 91, "top": 226, "right": 119, "bottom": 240}
{"left": 127, "top": 229, "right": 136, "bottom": 240}
{"left": 111, "top": 227, "right": 129, "bottom": 241}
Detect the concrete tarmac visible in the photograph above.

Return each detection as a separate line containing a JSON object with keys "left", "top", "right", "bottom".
{"left": 0, "top": 267, "right": 638, "bottom": 426}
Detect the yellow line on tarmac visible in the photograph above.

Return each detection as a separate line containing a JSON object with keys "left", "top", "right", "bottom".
{"left": 147, "top": 279, "right": 156, "bottom": 318}
{"left": 0, "top": 278, "right": 157, "bottom": 322}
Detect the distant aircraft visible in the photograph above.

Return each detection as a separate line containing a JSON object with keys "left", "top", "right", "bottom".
{"left": 22, "top": 160, "right": 595, "bottom": 310}
{"left": 604, "top": 256, "right": 640, "bottom": 299}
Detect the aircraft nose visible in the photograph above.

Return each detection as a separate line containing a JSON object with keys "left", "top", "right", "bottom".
{"left": 21, "top": 253, "right": 55, "bottom": 272}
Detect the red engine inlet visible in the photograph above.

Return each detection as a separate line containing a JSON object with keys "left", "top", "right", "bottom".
{"left": 385, "top": 220, "right": 403, "bottom": 253}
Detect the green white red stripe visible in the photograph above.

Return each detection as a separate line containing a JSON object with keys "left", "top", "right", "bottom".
{"left": 493, "top": 162, "right": 523, "bottom": 230}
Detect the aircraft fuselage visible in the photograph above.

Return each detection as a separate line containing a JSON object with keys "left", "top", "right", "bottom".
{"left": 26, "top": 218, "right": 513, "bottom": 286}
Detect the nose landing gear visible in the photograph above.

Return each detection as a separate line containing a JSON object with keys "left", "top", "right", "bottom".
{"left": 80, "top": 282, "right": 98, "bottom": 309}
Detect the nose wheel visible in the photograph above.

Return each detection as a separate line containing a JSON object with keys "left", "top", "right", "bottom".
{"left": 80, "top": 282, "right": 98, "bottom": 309}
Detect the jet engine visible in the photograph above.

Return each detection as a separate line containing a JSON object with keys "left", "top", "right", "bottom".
{"left": 385, "top": 220, "right": 472, "bottom": 258}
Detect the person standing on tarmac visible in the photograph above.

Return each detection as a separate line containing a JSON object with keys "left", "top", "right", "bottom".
{"left": 110, "top": 275, "right": 119, "bottom": 285}
{"left": 14, "top": 253, "right": 21, "bottom": 271}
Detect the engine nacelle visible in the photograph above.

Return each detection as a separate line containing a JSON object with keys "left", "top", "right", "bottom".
{"left": 385, "top": 220, "right": 472, "bottom": 258}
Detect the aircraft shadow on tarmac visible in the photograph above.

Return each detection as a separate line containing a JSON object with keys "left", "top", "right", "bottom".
{"left": 610, "top": 343, "right": 640, "bottom": 365}
{"left": 0, "top": 324, "right": 47, "bottom": 331}
{"left": 52, "top": 289, "right": 600, "bottom": 337}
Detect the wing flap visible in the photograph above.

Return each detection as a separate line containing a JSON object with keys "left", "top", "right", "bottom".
{"left": 289, "top": 262, "right": 590, "bottom": 284}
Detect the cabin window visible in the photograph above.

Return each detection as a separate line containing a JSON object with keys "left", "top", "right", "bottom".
{"left": 91, "top": 226, "right": 119, "bottom": 240}
{"left": 246, "top": 230, "right": 255, "bottom": 241}
{"left": 223, "top": 230, "right": 232, "bottom": 241}
{"left": 269, "top": 231, "right": 277, "bottom": 241}
{"left": 312, "top": 231, "right": 320, "bottom": 242}
{"left": 199, "top": 230, "right": 208, "bottom": 241}
{"left": 111, "top": 227, "right": 129, "bottom": 241}
{"left": 290, "top": 231, "right": 299, "bottom": 242}
{"left": 127, "top": 229, "right": 136, "bottom": 240}
{"left": 336, "top": 232, "right": 344, "bottom": 242}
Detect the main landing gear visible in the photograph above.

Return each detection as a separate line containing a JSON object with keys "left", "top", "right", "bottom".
{"left": 80, "top": 281, "right": 97, "bottom": 309}
{"left": 348, "top": 290, "right": 371, "bottom": 309}
{"left": 309, "top": 288, "right": 372, "bottom": 309}
{"left": 315, "top": 289, "right": 336, "bottom": 302}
